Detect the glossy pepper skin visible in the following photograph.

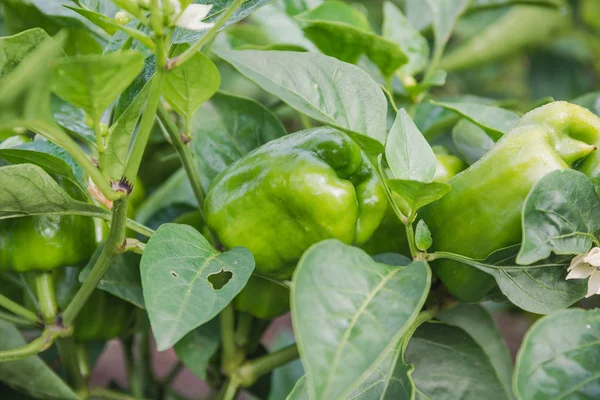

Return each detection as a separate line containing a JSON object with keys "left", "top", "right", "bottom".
{"left": 234, "top": 276, "right": 290, "bottom": 320}
{"left": 0, "top": 147, "right": 96, "bottom": 272}
{"left": 361, "top": 147, "right": 466, "bottom": 256}
{"left": 205, "top": 127, "right": 387, "bottom": 279}
{"left": 422, "top": 101, "right": 600, "bottom": 303}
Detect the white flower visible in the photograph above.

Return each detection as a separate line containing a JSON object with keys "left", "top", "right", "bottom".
{"left": 566, "top": 247, "right": 600, "bottom": 297}
{"left": 175, "top": 4, "right": 215, "bottom": 31}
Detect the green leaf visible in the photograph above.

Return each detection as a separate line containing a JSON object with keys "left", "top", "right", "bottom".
{"left": 386, "top": 179, "right": 451, "bottom": 219}
{"left": 0, "top": 31, "right": 65, "bottom": 126}
{"left": 250, "top": 2, "right": 317, "bottom": 51}
{"left": 0, "top": 321, "right": 79, "bottom": 400}
{"left": 471, "top": 0, "right": 562, "bottom": 8}
{"left": 347, "top": 339, "right": 413, "bottom": 400}
{"left": 292, "top": 240, "right": 431, "bottom": 399}
{"left": 286, "top": 375, "right": 309, "bottom": 400}
{"left": 296, "top": 1, "right": 408, "bottom": 77}
{"left": 385, "top": 109, "right": 437, "bottom": 182}
{"left": 0, "top": 140, "right": 84, "bottom": 184}
{"left": 141, "top": 223, "right": 254, "bottom": 350}
{"left": 382, "top": 2, "right": 429, "bottom": 78}
{"left": 51, "top": 96, "right": 96, "bottom": 146}
{"left": 79, "top": 253, "right": 144, "bottom": 309}
{"left": 518, "top": 170, "right": 600, "bottom": 265}
{"left": 445, "top": 245, "right": 586, "bottom": 314}
{"left": 405, "top": 322, "right": 508, "bottom": 400}
{"left": 0, "top": 28, "right": 50, "bottom": 78}
{"left": 432, "top": 100, "right": 520, "bottom": 139}
{"left": 135, "top": 169, "right": 196, "bottom": 225}
{"left": 191, "top": 91, "right": 287, "bottom": 189}
{"left": 1, "top": 0, "right": 109, "bottom": 41}
{"left": 172, "top": 0, "right": 275, "bottom": 44}
{"left": 100, "top": 80, "right": 151, "bottom": 181}
{"left": 64, "top": 5, "right": 119, "bottom": 35}
{"left": 452, "top": 119, "right": 495, "bottom": 165}
{"left": 426, "top": 0, "right": 471, "bottom": 68}
{"left": 173, "top": 317, "right": 220, "bottom": 380}
{"left": 438, "top": 304, "right": 514, "bottom": 398}
{"left": 51, "top": 51, "right": 145, "bottom": 124}
{"left": 412, "top": 95, "right": 500, "bottom": 138}
{"left": 514, "top": 308, "right": 600, "bottom": 399}
{"left": 0, "top": 164, "right": 108, "bottom": 219}
{"left": 164, "top": 45, "right": 220, "bottom": 123}
{"left": 214, "top": 49, "right": 387, "bottom": 154}
{"left": 415, "top": 220, "right": 432, "bottom": 252}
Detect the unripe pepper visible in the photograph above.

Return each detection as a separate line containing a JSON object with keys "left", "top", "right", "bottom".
{"left": 234, "top": 276, "right": 290, "bottom": 320}
{"left": 422, "top": 101, "right": 600, "bottom": 302}
{"left": 361, "top": 147, "right": 466, "bottom": 256}
{"left": 205, "top": 127, "right": 387, "bottom": 279}
{"left": 0, "top": 139, "right": 96, "bottom": 273}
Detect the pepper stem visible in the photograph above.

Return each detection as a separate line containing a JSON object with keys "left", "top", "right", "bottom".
{"left": 0, "top": 293, "right": 40, "bottom": 325}
{"left": 33, "top": 272, "right": 58, "bottom": 324}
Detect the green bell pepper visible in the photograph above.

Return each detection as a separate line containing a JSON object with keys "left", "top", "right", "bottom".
{"left": 205, "top": 127, "right": 387, "bottom": 279}
{"left": 234, "top": 276, "right": 290, "bottom": 320}
{"left": 0, "top": 140, "right": 96, "bottom": 273}
{"left": 422, "top": 101, "right": 600, "bottom": 302}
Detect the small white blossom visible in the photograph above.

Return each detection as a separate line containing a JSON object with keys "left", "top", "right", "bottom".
{"left": 566, "top": 247, "right": 600, "bottom": 297}
{"left": 175, "top": 4, "right": 215, "bottom": 31}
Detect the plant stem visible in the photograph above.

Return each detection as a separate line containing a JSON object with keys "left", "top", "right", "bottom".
{"left": 400, "top": 308, "right": 438, "bottom": 354}
{"left": 235, "top": 344, "right": 299, "bottom": 387}
{"left": 156, "top": 105, "right": 206, "bottom": 212}
{"left": 405, "top": 223, "right": 418, "bottom": 259}
{"left": 124, "top": 336, "right": 143, "bottom": 399}
{"left": 123, "top": 37, "right": 168, "bottom": 183}
{"left": 234, "top": 312, "right": 253, "bottom": 350}
{"left": 218, "top": 377, "right": 241, "bottom": 400}
{"left": 167, "top": 0, "right": 245, "bottom": 70}
{"left": 26, "top": 120, "right": 122, "bottom": 201}
{"left": 162, "top": 361, "right": 183, "bottom": 387}
{"left": 220, "top": 304, "right": 239, "bottom": 375}
{"left": 125, "top": 219, "right": 155, "bottom": 237}
{"left": 62, "top": 198, "right": 129, "bottom": 326}
{"left": 0, "top": 293, "right": 40, "bottom": 324}
{"left": 57, "top": 339, "right": 87, "bottom": 393}
{"left": 156, "top": 105, "right": 220, "bottom": 244}
{"left": 33, "top": 272, "right": 58, "bottom": 324}
{"left": 89, "top": 388, "right": 146, "bottom": 400}
{"left": 0, "top": 310, "right": 36, "bottom": 327}
{"left": 0, "top": 329, "right": 57, "bottom": 362}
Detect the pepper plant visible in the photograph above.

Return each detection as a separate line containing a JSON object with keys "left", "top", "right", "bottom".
{"left": 0, "top": 0, "right": 599, "bottom": 399}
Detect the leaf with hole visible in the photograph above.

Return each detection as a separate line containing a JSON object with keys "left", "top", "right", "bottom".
{"left": 292, "top": 239, "right": 430, "bottom": 399}
{"left": 141, "top": 223, "right": 254, "bottom": 350}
